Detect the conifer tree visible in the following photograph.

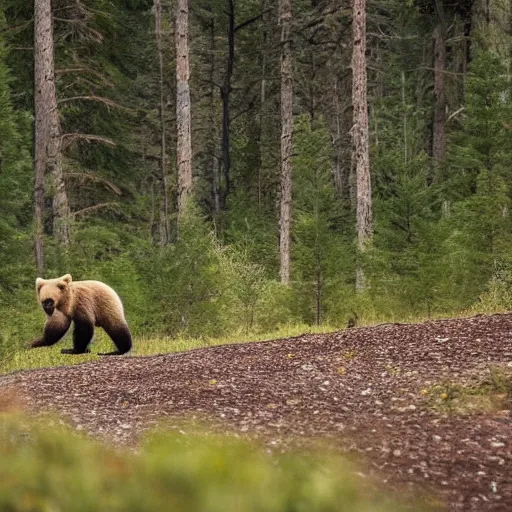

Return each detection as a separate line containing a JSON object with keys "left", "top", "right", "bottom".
{"left": 351, "top": 0, "right": 372, "bottom": 293}
{"left": 176, "top": 0, "right": 193, "bottom": 219}
{"left": 34, "top": 0, "right": 70, "bottom": 272}
{"left": 279, "top": 0, "right": 293, "bottom": 285}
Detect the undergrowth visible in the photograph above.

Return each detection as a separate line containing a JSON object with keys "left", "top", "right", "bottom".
{"left": 1, "top": 305, "right": 506, "bottom": 375}
{"left": 423, "top": 364, "right": 512, "bottom": 414}
{"left": 0, "top": 410, "right": 441, "bottom": 512}
{"left": 0, "top": 324, "right": 336, "bottom": 374}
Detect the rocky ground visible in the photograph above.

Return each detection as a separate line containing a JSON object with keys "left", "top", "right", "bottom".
{"left": 1, "top": 313, "right": 512, "bottom": 511}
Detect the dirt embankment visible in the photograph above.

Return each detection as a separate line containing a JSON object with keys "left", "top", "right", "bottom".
{"left": 1, "top": 313, "right": 512, "bottom": 511}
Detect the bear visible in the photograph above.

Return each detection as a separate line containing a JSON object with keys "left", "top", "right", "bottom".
{"left": 29, "top": 274, "right": 132, "bottom": 356}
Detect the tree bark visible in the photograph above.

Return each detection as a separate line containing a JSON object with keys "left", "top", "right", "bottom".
{"left": 175, "top": 0, "right": 193, "bottom": 217}
{"left": 219, "top": 0, "right": 235, "bottom": 211}
{"left": 208, "top": 0, "right": 221, "bottom": 220}
{"left": 49, "top": 119, "right": 69, "bottom": 246}
{"left": 432, "top": 0, "right": 447, "bottom": 180}
{"left": 34, "top": 0, "right": 70, "bottom": 273}
{"left": 34, "top": 11, "right": 46, "bottom": 278}
{"left": 351, "top": 0, "right": 372, "bottom": 293}
{"left": 257, "top": 0, "right": 268, "bottom": 211}
{"left": 279, "top": 0, "right": 293, "bottom": 285}
{"left": 154, "top": 0, "right": 170, "bottom": 245}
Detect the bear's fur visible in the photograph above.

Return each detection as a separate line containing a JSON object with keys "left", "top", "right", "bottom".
{"left": 30, "top": 274, "right": 132, "bottom": 356}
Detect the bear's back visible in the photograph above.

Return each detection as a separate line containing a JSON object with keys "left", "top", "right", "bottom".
{"left": 71, "top": 280, "right": 126, "bottom": 328}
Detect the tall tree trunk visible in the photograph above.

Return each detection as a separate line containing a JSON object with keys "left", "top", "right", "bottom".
{"left": 34, "top": 0, "right": 70, "bottom": 273}
{"left": 175, "top": 0, "right": 193, "bottom": 217}
{"left": 49, "top": 120, "right": 69, "bottom": 246}
{"left": 154, "top": 0, "right": 170, "bottom": 245}
{"left": 351, "top": 0, "right": 372, "bottom": 293}
{"left": 208, "top": 0, "right": 221, "bottom": 220}
{"left": 34, "top": 13, "right": 46, "bottom": 278}
{"left": 220, "top": 0, "right": 235, "bottom": 211}
{"left": 279, "top": 0, "right": 293, "bottom": 285}
{"left": 432, "top": 0, "right": 447, "bottom": 180}
{"left": 257, "top": 0, "right": 268, "bottom": 211}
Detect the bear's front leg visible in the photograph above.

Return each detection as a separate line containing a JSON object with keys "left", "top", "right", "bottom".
{"left": 29, "top": 311, "right": 71, "bottom": 349}
{"left": 62, "top": 319, "right": 94, "bottom": 355}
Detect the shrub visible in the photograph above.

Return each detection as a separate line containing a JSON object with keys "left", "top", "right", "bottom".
{"left": 0, "top": 414, "right": 435, "bottom": 512}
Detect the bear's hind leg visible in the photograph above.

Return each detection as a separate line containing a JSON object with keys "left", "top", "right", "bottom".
{"left": 99, "top": 323, "right": 132, "bottom": 356}
{"left": 61, "top": 319, "right": 93, "bottom": 355}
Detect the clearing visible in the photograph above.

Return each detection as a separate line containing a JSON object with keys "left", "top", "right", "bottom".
{"left": 1, "top": 313, "right": 512, "bottom": 511}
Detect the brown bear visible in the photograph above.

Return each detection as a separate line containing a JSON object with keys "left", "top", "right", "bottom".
{"left": 30, "top": 274, "right": 132, "bottom": 356}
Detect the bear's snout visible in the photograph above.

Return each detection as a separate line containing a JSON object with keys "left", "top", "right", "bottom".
{"left": 42, "top": 299, "right": 55, "bottom": 316}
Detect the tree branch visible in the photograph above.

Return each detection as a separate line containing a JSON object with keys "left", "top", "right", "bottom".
{"left": 64, "top": 172, "right": 122, "bottom": 195}
{"left": 70, "top": 202, "right": 119, "bottom": 218}
{"left": 55, "top": 67, "right": 114, "bottom": 87}
{"left": 235, "top": 9, "right": 272, "bottom": 32}
{"left": 61, "top": 133, "right": 116, "bottom": 150}
{"left": 57, "top": 95, "right": 131, "bottom": 111}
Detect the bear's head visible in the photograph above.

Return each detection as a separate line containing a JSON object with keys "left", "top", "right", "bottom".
{"left": 36, "top": 274, "right": 72, "bottom": 316}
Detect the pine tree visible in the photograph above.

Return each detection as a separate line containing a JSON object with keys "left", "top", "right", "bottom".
{"left": 176, "top": 0, "right": 193, "bottom": 219}
{"left": 292, "top": 115, "right": 350, "bottom": 325}
{"left": 279, "top": 0, "right": 293, "bottom": 284}
{"left": 443, "top": 50, "right": 512, "bottom": 303}
{"left": 0, "top": 8, "right": 32, "bottom": 288}
{"left": 34, "top": 0, "right": 71, "bottom": 272}
{"left": 352, "top": 0, "right": 372, "bottom": 293}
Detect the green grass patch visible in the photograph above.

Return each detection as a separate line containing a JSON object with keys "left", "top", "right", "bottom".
{"left": 0, "top": 412, "right": 441, "bottom": 512}
{"left": 422, "top": 364, "right": 512, "bottom": 414}
{"left": 2, "top": 298, "right": 509, "bottom": 376}
{"left": 0, "top": 323, "right": 338, "bottom": 374}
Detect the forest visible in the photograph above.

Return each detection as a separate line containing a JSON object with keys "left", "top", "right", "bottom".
{"left": 0, "top": 0, "right": 512, "bottom": 355}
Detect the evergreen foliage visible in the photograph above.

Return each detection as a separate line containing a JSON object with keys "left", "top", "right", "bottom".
{"left": 0, "top": 9, "right": 32, "bottom": 291}
{"left": 1, "top": 0, "right": 512, "bottom": 358}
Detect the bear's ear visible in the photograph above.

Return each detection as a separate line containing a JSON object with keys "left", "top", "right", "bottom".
{"left": 57, "top": 274, "right": 72, "bottom": 290}
{"left": 35, "top": 278, "right": 44, "bottom": 293}
{"left": 61, "top": 274, "right": 72, "bottom": 283}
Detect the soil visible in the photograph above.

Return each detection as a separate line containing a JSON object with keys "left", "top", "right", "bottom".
{"left": 1, "top": 313, "right": 512, "bottom": 511}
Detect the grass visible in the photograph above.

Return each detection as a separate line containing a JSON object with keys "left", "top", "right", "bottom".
{"left": 423, "top": 364, "right": 512, "bottom": 414}
{"left": 0, "top": 323, "right": 338, "bottom": 374}
{"left": 2, "top": 300, "right": 508, "bottom": 375}
{"left": 0, "top": 409, "right": 442, "bottom": 512}
{"left": 2, "top": 292, "right": 511, "bottom": 376}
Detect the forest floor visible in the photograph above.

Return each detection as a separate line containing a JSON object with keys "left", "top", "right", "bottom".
{"left": 1, "top": 313, "right": 512, "bottom": 511}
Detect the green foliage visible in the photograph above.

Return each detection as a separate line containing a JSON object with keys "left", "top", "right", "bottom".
{"left": 371, "top": 150, "right": 447, "bottom": 315}
{"left": 224, "top": 192, "right": 280, "bottom": 275}
{"left": 0, "top": 9, "right": 33, "bottom": 292}
{"left": 448, "top": 50, "right": 512, "bottom": 197}
{"left": 135, "top": 207, "right": 235, "bottom": 337}
{"left": 133, "top": 206, "right": 298, "bottom": 338}
{"left": 292, "top": 115, "right": 355, "bottom": 325}
{"left": 0, "top": 414, "right": 433, "bottom": 512}
{"left": 442, "top": 50, "right": 512, "bottom": 307}
{"left": 0, "top": 7, "right": 34, "bottom": 360}
{"left": 467, "top": 263, "right": 512, "bottom": 314}
{"left": 3, "top": 0, "right": 512, "bottom": 360}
